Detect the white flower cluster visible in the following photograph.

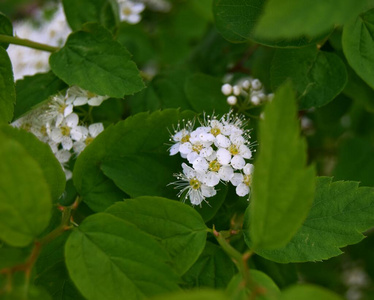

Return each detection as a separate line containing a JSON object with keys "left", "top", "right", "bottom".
{"left": 221, "top": 77, "right": 274, "bottom": 107}
{"left": 8, "top": 4, "right": 71, "bottom": 80}
{"left": 169, "top": 112, "right": 255, "bottom": 206}
{"left": 12, "top": 86, "right": 108, "bottom": 179}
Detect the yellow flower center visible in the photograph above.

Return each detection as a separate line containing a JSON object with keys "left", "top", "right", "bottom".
{"left": 86, "top": 91, "right": 96, "bottom": 98}
{"left": 189, "top": 178, "right": 201, "bottom": 190}
{"left": 58, "top": 103, "right": 67, "bottom": 114}
{"left": 61, "top": 125, "right": 70, "bottom": 136}
{"left": 211, "top": 127, "right": 221, "bottom": 136}
{"left": 229, "top": 144, "right": 239, "bottom": 155}
{"left": 40, "top": 125, "right": 47, "bottom": 136}
{"left": 192, "top": 143, "right": 203, "bottom": 153}
{"left": 209, "top": 160, "right": 221, "bottom": 172}
{"left": 181, "top": 134, "right": 190, "bottom": 143}
{"left": 243, "top": 174, "right": 252, "bottom": 186}
{"left": 85, "top": 137, "right": 94, "bottom": 146}
{"left": 122, "top": 7, "right": 132, "bottom": 16}
{"left": 21, "top": 122, "right": 32, "bottom": 132}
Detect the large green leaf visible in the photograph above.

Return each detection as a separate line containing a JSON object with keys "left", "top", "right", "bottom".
{"left": 182, "top": 241, "right": 236, "bottom": 289}
{"left": 73, "top": 109, "right": 194, "bottom": 211}
{"left": 62, "top": 0, "right": 119, "bottom": 31}
{"left": 248, "top": 177, "right": 374, "bottom": 263}
{"left": 254, "top": 0, "right": 363, "bottom": 40}
{"left": 106, "top": 197, "right": 208, "bottom": 275}
{"left": 65, "top": 213, "right": 180, "bottom": 300}
{"left": 0, "top": 47, "right": 15, "bottom": 123}
{"left": 280, "top": 284, "right": 344, "bottom": 300}
{"left": 343, "top": 8, "right": 374, "bottom": 91}
{"left": 0, "top": 12, "right": 13, "bottom": 49}
{"left": 0, "top": 134, "right": 51, "bottom": 247}
{"left": 271, "top": 46, "right": 347, "bottom": 109}
{"left": 247, "top": 82, "right": 315, "bottom": 250}
{"left": 213, "top": 0, "right": 328, "bottom": 47}
{"left": 14, "top": 71, "right": 67, "bottom": 120}
{"left": 0, "top": 126, "right": 65, "bottom": 202}
{"left": 50, "top": 23, "right": 144, "bottom": 98}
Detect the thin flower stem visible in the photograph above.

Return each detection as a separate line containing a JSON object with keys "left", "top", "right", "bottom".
{"left": 212, "top": 226, "right": 265, "bottom": 299}
{"left": 0, "top": 34, "right": 59, "bottom": 53}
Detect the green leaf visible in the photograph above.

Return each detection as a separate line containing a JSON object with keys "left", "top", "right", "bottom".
{"left": 0, "top": 12, "right": 13, "bottom": 49}
{"left": 280, "top": 284, "right": 344, "bottom": 300}
{"left": 35, "top": 232, "right": 84, "bottom": 300}
{"left": 13, "top": 71, "right": 67, "bottom": 120}
{"left": 73, "top": 109, "right": 195, "bottom": 211}
{"left": 65, "top": 213, "right": 180, "bottom": 300}
{"left": 226, "top": 270, "right": 280, "bottom": 300}
{"left": 254, "top": 0, "right": 363, "bottom": 40}
{"left": 271, "top": 46, "right": 347, "bottom": 109}
{"left": 106, "top": 197, "right": 207, "bottom": 275}
{"left": 246, "top": 82, "right": 315, "bottom": 250}
{"left": 343, "top": 8, "right": 374, "bottom": 90}
{"left": 0, "top": 244, "right": 30, "bottom": 269}
{"left": 185, "top": 73, "right": 230, "bottom": 114}
{"left": 2, "top": 285, "right": 52, "bottom": 300}
{"left": 213, "top": 0, "right": 328, "bottom": 47}
{"left": 62, "top": 0, "right": 119, "bottom": 31}
{"left": 0, "top": 47, "right": 15, "bottom": 123}
{"left": 249, "top": 177, "right": 374, "bottom": 263}
{"left": 0, "top": 134, "right": 51, "bottom": 247}
{"left": 151, "top": 289, "right": 229, "bottom": 300}
{"left": 0, "top": 126, "right": 66, "bottom": 202}
{"left": 50, "top": 23, "right": 144, "bottom": 98}
{"left": 182, "top": 241, "right": 236, "bottom": 289}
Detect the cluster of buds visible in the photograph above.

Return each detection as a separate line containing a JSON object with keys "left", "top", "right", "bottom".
{"left": 12, "top": 86, "right": 109, "bottom": 179}
{"left": 169, "top": 112, "right": 255, "bottom": 206}
{"left": 221, "top": 77, "right": 273, "bottom": 107}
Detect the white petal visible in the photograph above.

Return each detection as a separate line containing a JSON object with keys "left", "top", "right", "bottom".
{"left": 65, "top": 113, "right": 79, "bottom": 127}
{"left": 89, "top": 123, "right": 104, "bottom": 137}
{"left": 243, "top": 163, "right": 254, "bottom": 175}
{"left": 230, "top": 173, "right": 243, "bottom": 186}
{"left": 236, "top": 183, "right": 250, "bottom": 197}
{"left": 187, "top": 151, "right": 199, "bottom": 164}
{"left": 169, "top": 143, "right": 180, "bottom": 156}
{"left": 200, "top": 146, "right": 213, "bottom": 158}
{"left": 216, "top": 148, "right": 231, "bottom": 165}
{"left": 201, "top": 185, "right": 216, "bottom": 198}
{"left": 61, "top": 136, "right": 73, "bottom": 150}
{"left": 73, "top": 141, "right": 86, "bottom": 154}
{"left": 230, "top": 134, "right": 245, "bottom": 145}
{"left": 204, "top": 172, "right": 220, "bottom": 187}
{"left": 179, "top": 142, "right": 192, "bottom": 155}
{"left": 218, "top": 165, "right": 234, "bottom": 181}
{"left": 182, "top": 163, "right": 195, "bottom": 178}
{"left": 199, "top": 132, "right": 215, "bottom": 143}
{"left": 71, "top": 126, "right": 88, "bottom": 141}
{"left": 193, "top": 157, "right": 209, "bottom": 172}
{"left": 55, "top": 150, "right": 71, "bottom": 163}
{"left": 127, "top": 14, "right": 141, "bottom": 24}
{"left": 132, "top": 2, "right": 145, "bottom": 13}
{"left": 88, "top": 96, "right": 107, "bottom": 106}
{"left": 73, "top": 96, "right": 88, "bottom": 106}
{"left": 50, "top": 128, "right": 63, "bottom": 143}
{"left": 189, "top": 190, "right": 204, "bottom": 206}
{"left": 231, "top": 155, "right": 246, "bottom": 170}
{"left": 64, "top": 104, "right": 73, "bottom": 117}
{"left": 215, "top": 134, "right": 231, "bottom": 148}
{"left": 240, "top": 144, "right": 252, "bottom": 159}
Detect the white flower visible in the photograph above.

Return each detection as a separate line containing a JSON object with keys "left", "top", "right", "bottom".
{"left": 73, "top": 123, "right": 104, "bottom": 154}
{"left": 50, "top": 113, "right": 88, "bottom": 150}
{"left": 119, "top": 0, "right": 145, "bottom": 24}
{"left": 230, "top": 163, "right": 254, "bottom": 197}
{"left": 66, "top": 86, "right": 109, "bottom": 107}
{"left": 171, "top": 163, "right": 216, "bottom": 206}
{"left": 44, "top": 94, "right": 74, "bottom": 126}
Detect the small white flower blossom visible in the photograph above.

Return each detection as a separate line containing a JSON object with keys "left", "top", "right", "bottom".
{"left": 73, "top": 123, "right": 104, "bottom": 154}
{"left": 171, "top": 163, "right": 217, "bottom": 206}
{"left": 66, "top": 86, "right": 110, "bottom": 107}
{"left": 169, "top": 111, "right": 255, "bottom": 204}
{"left": 119, "top": 0, "right": 145, "bottom": 24}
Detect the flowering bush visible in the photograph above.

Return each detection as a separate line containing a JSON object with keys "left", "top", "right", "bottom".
{"left": 1, "top": 1, "right": 374, "bottom": 300}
